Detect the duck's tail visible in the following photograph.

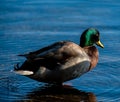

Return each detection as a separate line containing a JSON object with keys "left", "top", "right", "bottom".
{"left": 18, "top": 54, "right": 30, "bottom": 59}
{"left": 14, "top": 63, "right": 34, "bottom": 75}
{"left": 18, "top": 53, "right": 36, "bottom": 60}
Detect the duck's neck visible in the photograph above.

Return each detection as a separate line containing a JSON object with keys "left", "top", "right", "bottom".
{"left": 83, "top": 46, "right": 99, "bottom": 70}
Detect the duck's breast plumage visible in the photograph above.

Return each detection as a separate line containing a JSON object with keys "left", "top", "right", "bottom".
{"left": 83, "top": 46, "right": 99, "bottom": 70}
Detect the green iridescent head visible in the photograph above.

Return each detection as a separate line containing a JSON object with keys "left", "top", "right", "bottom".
{"left": 80, "top": 28, "right": 104, "bottom": 48}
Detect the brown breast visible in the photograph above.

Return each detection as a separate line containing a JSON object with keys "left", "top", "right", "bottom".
{"left": 83, "top": 46, "right": 99, "bottom": 70}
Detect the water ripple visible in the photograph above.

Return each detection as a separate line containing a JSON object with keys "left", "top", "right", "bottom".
{"left": 0, "top": 0, "right": 120, "bottom": 102}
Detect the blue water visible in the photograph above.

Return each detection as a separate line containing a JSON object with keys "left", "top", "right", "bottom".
{"left": 0, "top": 0, "right": 120, "bottom": 102}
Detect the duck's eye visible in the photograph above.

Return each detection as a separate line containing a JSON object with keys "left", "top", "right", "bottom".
{"left": 95, "top": 34, "right": 99, "bottom": 37}
{"left": 92, "top": 34, "right": 99, "bottom": 42}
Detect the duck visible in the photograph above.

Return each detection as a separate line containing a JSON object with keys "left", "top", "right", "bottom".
{"left": 14, "top": 28, "right": 104, "bottom": 84}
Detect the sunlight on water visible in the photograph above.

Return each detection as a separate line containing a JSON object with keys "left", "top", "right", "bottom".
{"left": 0, "top": 0, "right": 120, "bottom": 102}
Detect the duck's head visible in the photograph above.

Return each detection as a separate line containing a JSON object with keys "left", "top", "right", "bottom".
{"left": 80, "top": 28, "right": 104, "bottom": 48}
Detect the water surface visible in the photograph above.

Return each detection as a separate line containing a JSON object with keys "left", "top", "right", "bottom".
{"left": 0, "top": 0, "right": 120, "bottom": 102}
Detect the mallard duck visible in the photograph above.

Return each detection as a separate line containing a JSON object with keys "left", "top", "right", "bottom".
{"left": 14, "top": 28, "right": 104, "bottom": 84}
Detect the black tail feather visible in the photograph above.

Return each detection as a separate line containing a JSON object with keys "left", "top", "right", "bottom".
{"left": 18, "top": 54, "right": 25, "bottom": 56}
{"left": 18, "top": 54, "right": 28, "bottom": 57}
{"left": 14, "top": 63, "right": 20, "bottom": 70}
{"left": 18, "top": 53, "right": 36, "bottom": 60}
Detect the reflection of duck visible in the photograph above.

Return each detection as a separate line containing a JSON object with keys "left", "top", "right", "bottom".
{"left": 14, "top": 28, "right": 104, "bottom": 84}
{"left": 23, "top": 84, "right": 97, "bottom": 102}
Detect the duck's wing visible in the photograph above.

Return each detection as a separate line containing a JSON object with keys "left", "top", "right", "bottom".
{"left": 18, "top": 41, "right": 68, "bottom": 60}
{"left": 19, "top": 41, "right": 89, "bottom": 64}
{"left": 15, "top": 41, "right": 90, "bottom": 76}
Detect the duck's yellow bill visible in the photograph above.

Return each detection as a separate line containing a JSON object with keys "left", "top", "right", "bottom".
{"left": 96, "top": 40, "right": 104, "bottom": 48}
